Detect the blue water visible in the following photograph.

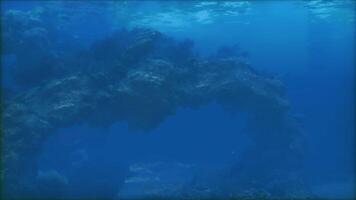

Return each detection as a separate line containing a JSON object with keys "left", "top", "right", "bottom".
{"left": 1, "top": 1, "right": 355, "bottom": 199}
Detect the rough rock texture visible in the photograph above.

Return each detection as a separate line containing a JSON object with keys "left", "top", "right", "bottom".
{"left": 2, "top": 8, "right": 306, "bottom": 198}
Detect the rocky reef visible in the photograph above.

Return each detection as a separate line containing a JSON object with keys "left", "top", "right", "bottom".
{"left": 2, "top": 8, "right": 307, "bottom": 198}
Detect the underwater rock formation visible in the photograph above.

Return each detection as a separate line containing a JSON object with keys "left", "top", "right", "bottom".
{"left": 2, "top": 8, "right": 306, "bottom": 198}
{"left": 2, "top": 9, "right": 82, "bottom": 89}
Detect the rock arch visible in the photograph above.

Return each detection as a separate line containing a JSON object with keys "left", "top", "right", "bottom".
{"left": 2, "top": 9, "right": 306, "bottom": 197}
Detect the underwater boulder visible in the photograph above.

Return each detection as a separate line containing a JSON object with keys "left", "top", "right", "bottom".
{"left": 119, "top": 162, "right": 197, "bottom": 198}
{"left": 36, "top": 170, "right": 68, "bottom": 198}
